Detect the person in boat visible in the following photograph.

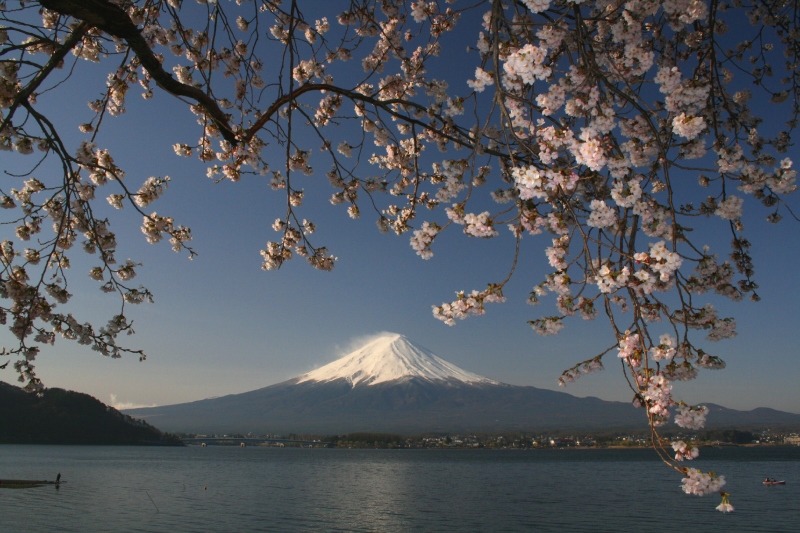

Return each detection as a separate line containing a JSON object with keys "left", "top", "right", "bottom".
{"left": 765, "top": 477, "right": 770, "bottom": 482}
{"left": 56, "top": 473, "right": 61, "bottom": 484}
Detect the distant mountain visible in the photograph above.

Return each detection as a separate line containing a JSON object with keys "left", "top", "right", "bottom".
{"left": 125, "top": 334, "right": 800, "bottom": 434}
{"left": 297, "top": 333, "right": 499, "bottom": 387}
{"left": 0, "top": 382, "right": 182, "bottom": 445}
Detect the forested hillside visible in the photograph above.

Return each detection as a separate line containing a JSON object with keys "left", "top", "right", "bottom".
{"left": 0, "top": 382, "right": 181, "bottom": 445}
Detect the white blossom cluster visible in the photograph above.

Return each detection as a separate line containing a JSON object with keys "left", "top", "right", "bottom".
{"left": 672, "top": 441, "right": 700, "bottom": 462}
{"left": 522, "top": 0, "right": 552, "bottom": 14}
{"left": 714, "top": 196, "right": 744, "bottom": 221}
{"left": 503, "top": 44, "right": 551, "bottom": 87}
{"left": 467, "top": 67, "right": 494, "bottom": 93}
{"left": 558, "top": 358, "right": 603, "bottom": 387}
{"left": 674, "top": 404, "right": 709, "bottom": 430}
{"left": 409, "top": 222, "right": 440, "bottom": 259}
{"left": 617, "top": 331, "right": 642, "bottom": 362}
{"left": 681, "top": 468, "right": 726, "bottom": 497}
{"left": 640, "top": 373, "right": 674, "bottom": 424}
{"left": 649, "top": 334, "right": 677, "bottom": 362}
{"left": 432, "top": 287, "right": 506, "bottom": 326}
{"left": 529, "top": 316, "right": 565, "bottom": 336}
{"left": 716, "top": 493, "right": 735, "bottom": 513}
{"left": 586, "top": 200, "right": 616, "bottom": 229}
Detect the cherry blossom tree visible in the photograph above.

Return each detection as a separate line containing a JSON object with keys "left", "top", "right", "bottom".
{"left": 2, "top": 0, "right": 799, "bottom": 510}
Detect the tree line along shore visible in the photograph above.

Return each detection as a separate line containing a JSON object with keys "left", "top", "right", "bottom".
{"left": 173, "top": 430, "right": 799, "bottom": 449}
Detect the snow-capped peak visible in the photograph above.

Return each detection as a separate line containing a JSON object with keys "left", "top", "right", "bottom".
{"left": 297, "top": 333, "right": 499, "bottom": 387}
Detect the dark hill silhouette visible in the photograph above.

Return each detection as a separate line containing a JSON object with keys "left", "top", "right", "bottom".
{"left": 0, "top": 382, "right": 182, "bottom": 445}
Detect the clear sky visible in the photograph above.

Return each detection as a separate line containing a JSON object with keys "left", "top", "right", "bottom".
{"left": 2, "top": 4, "right": 799, "bottom": 415}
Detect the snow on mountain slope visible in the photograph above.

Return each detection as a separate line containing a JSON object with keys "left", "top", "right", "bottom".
{"left": 297, "top": 333, "right": 500, "bottom": 387}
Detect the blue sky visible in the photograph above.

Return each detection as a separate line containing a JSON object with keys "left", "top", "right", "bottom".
{"left": 2, "top": 4, "right": 799, "bottom": 416}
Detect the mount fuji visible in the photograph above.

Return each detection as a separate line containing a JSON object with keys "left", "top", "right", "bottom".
{"left": 125, "top": 333, "right": 800, "bottom": 434}
{"left": 296, "top": 334, "right": 499, "bottom": 387}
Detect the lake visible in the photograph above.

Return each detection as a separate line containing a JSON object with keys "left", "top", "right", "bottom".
{"left": 0, "top": 445, "right": 798, "bottom": 532}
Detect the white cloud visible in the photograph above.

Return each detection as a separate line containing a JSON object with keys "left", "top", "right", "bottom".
{"left": 109, "top": 394, "right": 157, "bottom": 410}
{"left": 335, "top": 330, "right": 401, "bottom": 357}
{"left": 300, "top": 331, "right": 403, "bottom": 374}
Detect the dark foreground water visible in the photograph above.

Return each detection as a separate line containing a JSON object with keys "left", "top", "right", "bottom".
{"left": 0, "top": 445, "right": 798, "bottom": 532}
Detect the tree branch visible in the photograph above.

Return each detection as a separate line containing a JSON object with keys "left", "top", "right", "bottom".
{"left": 1, "top": 21, "right": 89, "bottom": 131}
{"left": 38, "top": 0, "right": 238, "bottom": 144}
{"left": 244, "top": 82, "right": 510, "bottom": 160}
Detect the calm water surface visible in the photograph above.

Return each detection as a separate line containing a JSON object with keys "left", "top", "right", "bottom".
{"left": 1, "top": 445, "right": 798, "bottom": 532}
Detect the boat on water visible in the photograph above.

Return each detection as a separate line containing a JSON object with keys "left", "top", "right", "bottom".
{"left": 0, "top": 479, "right": 62, "bottom": 489}
{"left": 762, "top": 480, "right": 786, "bottom": 485}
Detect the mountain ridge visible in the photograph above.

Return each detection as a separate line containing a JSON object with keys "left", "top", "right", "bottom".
{"left": 124, "top": 334, "right": 800, "bottom": 434}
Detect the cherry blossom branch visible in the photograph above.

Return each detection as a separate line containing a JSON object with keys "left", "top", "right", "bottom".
{"left": 38, "top": 0, "right": 238, "bottom": 144}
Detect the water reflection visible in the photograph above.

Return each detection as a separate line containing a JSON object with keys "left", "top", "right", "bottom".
{"left": 0, "top": 446, "right": 797, "bottom": 532}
